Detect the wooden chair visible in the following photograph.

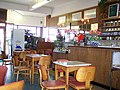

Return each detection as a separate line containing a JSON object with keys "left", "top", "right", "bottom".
{"left": 0, "top": 80, "right": 24, "bottom": 90}
{"left": 0, "top": 65, "right": 8, "bottom": 86}
{"left": 69, "top": 66, "right": 96, "bottom": 90}
{"left": 38, "top": 56, "right": 67, "bottom": 90}
{"left": 12, "top": 56, "right": 31, "bottom": 83}
{"left": 1, "top": 51, "right": 13, "bottom": 66}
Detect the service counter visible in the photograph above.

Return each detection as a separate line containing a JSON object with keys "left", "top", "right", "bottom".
{"left": 53, "top": 46, "right": 120, "bottom": 89}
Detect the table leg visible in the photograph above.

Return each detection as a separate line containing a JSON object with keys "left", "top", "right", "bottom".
{"left": 65, "top": 69, "right": 69, "bottom": 90}
{"left": 55, "top": 64, "right": 58, "bottom": 80}
{"left": 31, "top": 58, "right": 34, "bottom": 84}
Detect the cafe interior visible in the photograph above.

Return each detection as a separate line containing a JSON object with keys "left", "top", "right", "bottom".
{"left": 0, "top": 0, "right": 120, "bottom": 90}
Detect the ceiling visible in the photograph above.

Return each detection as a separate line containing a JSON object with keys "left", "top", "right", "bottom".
{"left": 0, "top": 0, "right": 72, "bottom": 17}
{"left": 0, "top": 0, "right": 99, "bottom": 17}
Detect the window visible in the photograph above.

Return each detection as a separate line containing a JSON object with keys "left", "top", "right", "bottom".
{"left": 42, "top": 28, "right": 57, "bottom": 42}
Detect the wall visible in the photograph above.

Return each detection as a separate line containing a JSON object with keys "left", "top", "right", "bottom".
{"left": 51, "top": 0, "right": 98, "bottom": 17}
{"left": 7, "top": 10, "right": 45, "bottom": 27}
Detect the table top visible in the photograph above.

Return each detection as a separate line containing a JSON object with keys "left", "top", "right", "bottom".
{"left": 13, "top": 51, "right": 30, "bottom": 53}
{"left": 53, "top": 61, "right": 91, "bottom": 67}
{"left": 26, "top": 54, "right": 48, "bottom": 58}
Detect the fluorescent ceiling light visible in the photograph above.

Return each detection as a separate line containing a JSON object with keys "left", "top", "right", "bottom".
{"left": 30, "top": 0, "right": 53, "bottom": 11}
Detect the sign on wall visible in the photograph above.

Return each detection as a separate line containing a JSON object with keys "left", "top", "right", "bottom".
{"left": 72, "top": 12, "right": 82, "bottom": 21}
{"left": 58, "top": 16, "right": 66, "bottom": 24}
{"left": 84, "top": 8, "right": 96, "bottom": 19}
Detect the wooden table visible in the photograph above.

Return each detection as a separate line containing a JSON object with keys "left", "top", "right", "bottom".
{"left": 53, "top": 61, "right": 91, "bottom": 90}
{"left": 26, "top": 54, "right": 48, "bottom": 84}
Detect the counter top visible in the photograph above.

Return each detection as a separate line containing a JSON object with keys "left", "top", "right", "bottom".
{"left": 53, "top": 49, "right": 68, "bottom": 54}
{"left": 68, "top": 45, "right": 120, "bottom": 49}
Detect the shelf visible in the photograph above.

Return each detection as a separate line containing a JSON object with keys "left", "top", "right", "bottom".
{"left": 102, "top": 17, "right": 120, "bottom": 21}
{"left": 100, "top": 35, "right": 120, "bottom": 37}
{"left": 102, "top": 30, "right": 120, "bottom": 32}
{"left": 102, "top": 25, "right": 120, "bottom": 28}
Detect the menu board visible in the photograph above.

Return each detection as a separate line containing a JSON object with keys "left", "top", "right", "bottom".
{"left": 108, "top": 3, "right": 119, "bottom": 18}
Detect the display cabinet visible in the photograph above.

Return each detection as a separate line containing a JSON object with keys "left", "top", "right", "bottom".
{"left": 100, "top": 17, "right": 120, "bottom": 40}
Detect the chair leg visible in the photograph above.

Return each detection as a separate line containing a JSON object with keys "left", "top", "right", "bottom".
{"left": 65, "top": 87, "right": 67, "bottom": 90}
{"left": 16, "top": 70, "right": 19, "bottom": 81}
{"left": 2, "top": 62, "right": 4, "bottom": 65}
{"left": 41, "top": 87, "right": 44, "bottom": 90}
{"left": 30, "top": 70, "right": 31, "bottom": 84}
{"left": 60, "top": 72, "right": 64, "bottom": 77}
{"left": 5, "top": 62, "right": 6, "bottom": 66}
{"left": 12, "top": 71, "right": 15, "bottom": 80}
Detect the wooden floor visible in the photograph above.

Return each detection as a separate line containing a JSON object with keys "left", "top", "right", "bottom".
{"left": 0, "top": 61, "right": 107, "bottom": 90}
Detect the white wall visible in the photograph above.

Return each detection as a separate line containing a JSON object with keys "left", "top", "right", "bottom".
{"left": 7, "top": 10, "right": 45, "bottom": 27}
{"left": 51, "top": 0, "right": 98, "bottom": 17}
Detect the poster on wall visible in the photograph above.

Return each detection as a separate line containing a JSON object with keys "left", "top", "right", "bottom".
{"left": 11, "top": 29, "right": 25, "bottom": 51}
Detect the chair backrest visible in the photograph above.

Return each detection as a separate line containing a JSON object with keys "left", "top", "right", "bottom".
{"left": 0, "top": 80, "right": 24, "bottom": 90}
{"left": 38, "top": 55, "right": 51, "bottom": 86}
{"left": 38, "top": 55, "right": 51, "bottom": 68}
{"left": 1, "top": 51, "right": 7, "bottom": 59}
{"left": 0, "top": 65, "right": 8, "bottom": 85}
{"left": 76, "top": 66, "right": 96, "bottom": 88}
{"left": 12, "top": 56, "right": 19, "bottom": 66}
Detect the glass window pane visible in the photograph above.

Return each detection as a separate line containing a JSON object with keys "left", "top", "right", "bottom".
{"left": 6, "top": 24, "right": 14, "bottom": 55}
{"left": 36, "top": 27, "right": 41, "bottom": 37}
{"left": 42, "top": 27, "right": 48, "bottom": 42}
{"left": 49, "top": 28, "right": 57, "bottom": 42}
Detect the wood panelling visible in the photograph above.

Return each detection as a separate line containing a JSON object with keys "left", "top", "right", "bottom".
{"left": 53, "top": 46, "right": 120, "bottom": 89}
{"left": 37, "top": 42, "right": 54, "bottom": 54}
{"left": 68, "top": 46, "right": 120, "bottom": 89}
{"left": 53, "top": 52, "right": 68, "bottom": 61}
{"left": 46, "top": 15, "right": 59, "bottom": 27}
{"left": 46, "top": 6, "right": 99, "bottom": 27}
{"left": 0, "top": 9, "right": 7, "bottom": 22}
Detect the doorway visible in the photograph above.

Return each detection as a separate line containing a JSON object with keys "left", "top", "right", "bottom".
{"left": 0, "top": 28, "right": 5, "bottom": 54}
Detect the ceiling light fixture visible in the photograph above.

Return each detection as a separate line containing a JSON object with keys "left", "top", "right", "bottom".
{"left": 30, "top": 0, "right": 53, "bottom": 11}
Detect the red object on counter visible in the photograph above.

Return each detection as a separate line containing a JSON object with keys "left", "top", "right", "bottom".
{"left": 78, "top": 34, "right": 84, "bottom": 42}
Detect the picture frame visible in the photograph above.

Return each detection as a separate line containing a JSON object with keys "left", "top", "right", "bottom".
{"left": 84, "top": 8, "right": 96, "bottom": 19}
{"left": 72, "top": 12, "right": 82, "bottom": 21}
{"left": 108, "top": 3, "right": 119, "bottom": 18}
